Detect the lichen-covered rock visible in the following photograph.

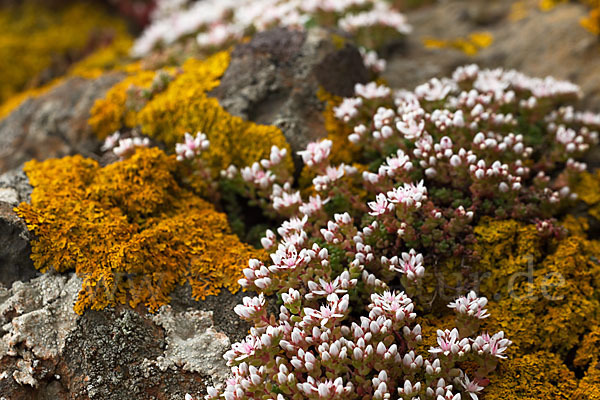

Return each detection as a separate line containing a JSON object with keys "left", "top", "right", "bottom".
{"left": 0, "top": 272, "right": 242, "bottom": 400}
{"left": 0, "top": 74, "right": 125, "bottom": 174}
{"left": 16, "top": 147, "right": 266, "bottom": 314}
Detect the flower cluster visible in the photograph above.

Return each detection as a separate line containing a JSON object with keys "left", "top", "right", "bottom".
{"left": 334, "top": 64, "right": 598, "bottom": 228}
{"left": 101, "top": 131, "right": 152, "bottom": 159}
{"left": 192, "top": 62, "right": 600, "bottom": 399}
{"left": 208, "top": 257, "right": 509, "bottom": 399}
{"left": 132, "top": 0, "right": 411, "bottom": 56}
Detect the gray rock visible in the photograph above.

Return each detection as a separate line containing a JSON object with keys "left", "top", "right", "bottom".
{"left": 0, "top": 167, "right": 32, "bottom": 206}
{"left": 0, "top": 272, "right": 242, "bottom": 399}
{"left": 387, "top": 0, "right": 600, "bottom": 110}
{"left": 0, "top": 73, "right": 125, "bottom": 174}
{"left": 0, "top": 201, "right": 37, "bottom": 287}
{"left": 213, "top": 27, "right": 368, "bottom": 168}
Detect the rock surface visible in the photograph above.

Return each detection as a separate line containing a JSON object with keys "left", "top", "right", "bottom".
{"left": 0, "top": 168, "right": 36, "bottom": 287}
{"left": 213, "top": 27, "right": 369, "bottom": 168}
{"left": 386, "top": 0, "right": 600, "bottom": 109}
{"left": 0, "top": 74, "right": 124, "bottom": 174}
{"left": 0, "top": 271, "right": 244, "bottom": 400}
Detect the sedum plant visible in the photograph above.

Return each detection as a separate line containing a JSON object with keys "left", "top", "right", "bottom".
{"left": 188, "top": 63, "right": 600, "bottom": 399}
{"left": 132, "top": 0, "right": 411, "bottom": 57}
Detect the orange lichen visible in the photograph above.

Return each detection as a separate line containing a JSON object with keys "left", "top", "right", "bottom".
{"left": 16, "top": 147, "right": 265, "bottom": 314}
{"left": 477, "top": 220, "right": 600, "bottom": 355}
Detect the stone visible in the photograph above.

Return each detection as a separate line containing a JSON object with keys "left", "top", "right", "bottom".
{"left": 386, "top": 0, "right": 600, "bottom": 109}
{"left": 212, "top": 27, "right": 368, "bottom": 168}
{"left": 0, "top": 73, "right": 124, "bottom": 174}
{"left": 0, "top": 201, "right": 36, "bottom": 286}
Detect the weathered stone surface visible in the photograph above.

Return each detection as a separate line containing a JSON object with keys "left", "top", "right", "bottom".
{"left": 0, "top": 202, "right": 36, "bottom": 287}
{"left": 0, "top": 167, "right": 32, "bottom": 206}
{"left": 213, "top": 27, "right": 368, "bottom": 168}
{"left": 0, "top": 73, "right": 124, "bottom": 174}
{"left": 0, "top": 273, "right": 241, "bottom": 400}
{"left": 0, "top": 167, "right": 36, "bottom": 287}
{"left": 386, "top": 0, "right": 600, "bottom": 109}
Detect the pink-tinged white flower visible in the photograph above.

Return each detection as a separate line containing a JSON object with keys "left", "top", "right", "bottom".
{"left": 334, "top": 97, "right": 363, "bottom": 122}
{"left": 270, "top": 242, "right": 311, "bottom": 271}
{"left": 379, "top": 149, "right": 413, "bottom": 177}
{"left": 415, "top": 78, "right": 455, "bottom": 101}
{"left": 299, "top": 194, "right": 328, "bottom": 217}
{"left": 389, "top": 249, "right": 425, "bottom": 282}
{"left": 397, "top": 379, "right": 421, "bottom": 396}
{"left": 348, "top": 124, "right": 367, "bottom": 144}
{"left": 277, "top": 215, "right": 308, "bottom": 238}
{"left": 261, "top": 145, "right": 288, "bottom": 168}
{"left": 281, "top": 288, "right": 301, "bottom": 306}
{"left": 387, "top": 181, "right": 427, "bottom": 208}
{"left": 224, "top": 334, "right": 262, "bottom": 363}
{"left": 302, "top": 295, "right": 349, "bottom": 327}
{"left": 306, "top": 272, "right": 356, "bottom": 301}
{"left": 448, "top": 291, "right": 489, "bottom": 319}
{"left": 241, "top": 162, "right": 276, "bottom": 189}
{"left": 402, "top": 350, "right": 424, "bottom": 370}
{"left": 453, "top": 64, "right": 480, "bottom": 82}
{"left": 425, "top": 378, "right": 461, "bottom": 400}
{"left": 396, "top": 117, "right": 425, "bottom": 140}
{"left": 260, "top": 229, "right": 277, "bottom": 250}
{"left": 461, "top": 374, "right": 485, "bottom": 400}
{"left": 429, "top": 328, "right": 471, "bottom": 357}
{"left": 338, "top": 6, "right": 412, "bottom": 35}
{"left": 175, "top": 131, "right": 209, "bottom": 161}
{"left": 272, "top": 189, "right": 302, "bottom": 212}
{"left": 101, "top": 131, "right": 121, "bottom": 152}
{"left": 196, "top": 23, "right": 243, "bottom": 47}
{"left": 234, "top": 294, "right": 267, "bottom": 325}
{"left": 298, "top": 139, "right": 332, "bottom": 168}
{"left": 368, "top": 193, "right": 394, "bottom": 216}
{"left": 369, "top": 290, "right": 415, "bottom": 323}
{"left": 355, "top": 82, "right": 391, "bottom": 99}
{"left": 297, "top": 376, "right": 353, "bottom": 398}
{"left": 313, "top": 164, "right": 356, "bottom": 191}
{"left": 471, "top": 331, "right": 512, "bottom": 359}
{"left": 113, "top": 137, "right": 151, "bottom": 159}
{"left": 555, "top": 125, "right": 578, "bottom": 152}
{"left": 360, "top": 47, "right": 386, "bottom": 73}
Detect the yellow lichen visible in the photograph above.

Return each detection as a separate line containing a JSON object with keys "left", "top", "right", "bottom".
{"left": 89, "top": 51, "right": 293, "bottom": 174}
{"left": 0, "top": 1, "right": 130, "bottom": 104}
{"left": 88, "top": 68, "right": 157, "bottom": 139}
{"left": 485, "top": 351, "right": 578, "bottom": 399}
{"left": 16, "top": 147, "right": 265, "bottom": 314}
{"left": 473, "top": 217, "right": 600, "bottom": 364}
{"left": 581, "top": 7, "right": 600, "bottom": 35}
{"left": 575, "top": 170, "right": 600, "bottom": 220}
{"left": 422, "top": 32, "right": 494, "bottom": 56}
{"left": 317, "top": 87, "right": 361, "bottom": 165}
